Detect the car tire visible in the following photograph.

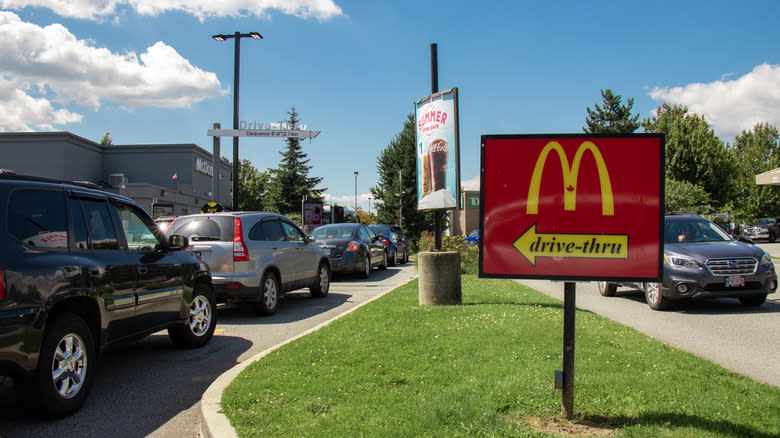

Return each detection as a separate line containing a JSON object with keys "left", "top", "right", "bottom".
{"left": 24, "top": 313, "right": 96, "bottom": 418}
{"left": 379, "top": 250, "right": 388, "bottom": 270}
{"left": 404, "top": 250, "right": 409, "bottom": 264}
{"left": 255, "top": 272, "right": 280, "bottom": 316}
{"left": 770, "top": 233, "right": 776, "bottom": 243}
{"left": 739, "top": 294, "right": 767, "bottom": 306}
{"left": 644, "top": 282, "right": 667, "bottom": 310}
{"left": 169, "top": 283, "right": 216, "bottom": 348}
{"left": 597, "top": 281, "right": 617, "bottom": 297}
{"left": 309, "top": 262, "right": 331, "bottom": 298}
{"left": 389, "top": 249, "right": 396, "bottom": 266}
{"left": 359, "top": 254, "right": 371, "bottom": 278}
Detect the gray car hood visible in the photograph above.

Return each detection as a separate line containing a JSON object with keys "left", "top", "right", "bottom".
{"left": 665, "top": 241, "right": 764, "bottom": 261}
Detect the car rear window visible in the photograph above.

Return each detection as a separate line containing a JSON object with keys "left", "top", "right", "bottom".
{"left": 7, "top": 188, "right": 68, "bottom": 249}
{"left": 170, "top": 216, "right": 234, "bottom": 241}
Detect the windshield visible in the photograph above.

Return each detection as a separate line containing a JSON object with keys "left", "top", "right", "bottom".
{"left": 311, "top": 226, "right": 355, "bottom": 239}
{"left": 664, "top": 218, "right": 732, "bottom": 243}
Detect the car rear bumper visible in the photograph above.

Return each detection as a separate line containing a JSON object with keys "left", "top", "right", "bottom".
{"left": 328, "top": 252, "right": 362, "bottom": 274}
{"left": 0, "top": 307, "right": 43, "bottom": 376}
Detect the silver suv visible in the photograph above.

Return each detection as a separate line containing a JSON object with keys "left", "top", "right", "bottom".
{"left": 167, "top": 212, "right": 331, "bottom": 315}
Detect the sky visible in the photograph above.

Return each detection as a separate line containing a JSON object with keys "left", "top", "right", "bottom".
{"left": 1, "top": 1, "right": 780, "bottom": 212}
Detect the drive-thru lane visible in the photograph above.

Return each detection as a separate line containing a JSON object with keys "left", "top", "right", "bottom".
{"left": 515, "top": 243, "right": 780, "bottom": 388}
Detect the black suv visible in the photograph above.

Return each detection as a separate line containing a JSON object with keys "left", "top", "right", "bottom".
{"left": 0, "top": 173, "right": 216, "bottom": 417}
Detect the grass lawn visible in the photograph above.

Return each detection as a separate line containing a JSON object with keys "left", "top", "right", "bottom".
{"left": 221, "top": 276, "right": 779, "bottom": 437}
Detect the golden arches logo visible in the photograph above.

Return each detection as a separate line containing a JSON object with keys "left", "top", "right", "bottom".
{"left": 526, "top": 141, "right": 614, "bottom": 215}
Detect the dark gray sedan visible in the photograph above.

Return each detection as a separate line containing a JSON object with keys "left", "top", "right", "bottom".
{"left": 598, "top": 215, "right": 777, "bottom": 310}
{"left": 311, "top": 223, "right": 387, "bottom": 277}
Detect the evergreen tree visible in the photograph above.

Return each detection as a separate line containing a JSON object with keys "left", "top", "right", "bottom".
{"left": 727, "top": 123, "right": 780, "bottom": 222}
{"left": 371, "top": 114, "right": 434, "bottom": 245}
{"left": 583, "top": 89, "right": 640, "bottom": 134}
{"left": 265, "top": 107, "right": 325, "bottom": 215}
{"left": 642, "top": 104, "right": 735, "bottom": 208}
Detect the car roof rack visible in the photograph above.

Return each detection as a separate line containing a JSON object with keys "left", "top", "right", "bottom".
{"left": 0, "top": 171, "right": 106, "bottom": 191}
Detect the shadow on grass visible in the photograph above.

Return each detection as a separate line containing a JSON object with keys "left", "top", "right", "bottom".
{"left": 578, "top": 411, "right": 775, "bottom": 438}
{"left": 461, "top": 301, "right": 564, "bottom": 309}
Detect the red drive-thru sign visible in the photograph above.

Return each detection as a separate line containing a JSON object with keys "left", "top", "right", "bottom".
{"left": 479, "top": 134, "right": 664, "bottom": 281}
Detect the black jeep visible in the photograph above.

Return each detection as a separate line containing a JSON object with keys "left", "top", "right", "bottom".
{"left": 0, "top": 173, "right": 216, "bottom": 417}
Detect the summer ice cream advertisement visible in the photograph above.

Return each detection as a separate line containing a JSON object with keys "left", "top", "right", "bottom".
{"left": 415, "top": 87, "right": 460, "bottom": 211}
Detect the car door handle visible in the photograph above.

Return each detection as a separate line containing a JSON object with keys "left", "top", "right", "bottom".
{"left": 137, "top": 266, "right": 149, "bottom": 275}
{"left": 87, "top": 266, "right": 100, "bottom": 277}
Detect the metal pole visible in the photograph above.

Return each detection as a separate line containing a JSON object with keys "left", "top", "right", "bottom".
{"left": 354, "top": 171, "right": 359, "bottom": 223}
{"left": 430, "top": 43, "right": 441, "bottom": 251}
{"left": 212, "top": 123, "right": 220, "bottom": 202}
{"left": 398, "top": 169, "right": 403, "bottom": 229}
{"left": 232, "top": 32, "right": 241, "bottom": 211}
{"left": 562, "top": 282, "right": 576, "bottom": 419}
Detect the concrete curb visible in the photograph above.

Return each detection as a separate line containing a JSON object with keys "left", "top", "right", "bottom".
{"left": 199, "top": 274, "right": 419, "bottom": 438}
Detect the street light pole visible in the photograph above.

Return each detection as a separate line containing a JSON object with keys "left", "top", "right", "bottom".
{"left": 354, "top": 171, "right": 359, "bottom": 223}
{"left": 398, "top": 169, "right": 403, "bottom": 230}
{"left": 212, "top": 31, "right": 262, "bottom": 211}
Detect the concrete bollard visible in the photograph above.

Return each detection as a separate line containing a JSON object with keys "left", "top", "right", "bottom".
{"left": 418, "top": 251, "right": 462, "bottom": 305}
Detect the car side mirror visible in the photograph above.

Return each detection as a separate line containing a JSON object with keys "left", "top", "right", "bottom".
{"left": 306, "top": 235, "right": 316, "bottom": 244}
{"left": 734, "top": 235, "right": 754, "bottom": 244}
{"left": 168, "top": 234, "right": 189, "bottom": 250}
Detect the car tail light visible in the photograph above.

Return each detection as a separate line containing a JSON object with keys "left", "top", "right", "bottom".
{"left": 0, "top": 267, "right": 5, "bottom": 300}
{"left": 381, "top": 238, "right": 389, "bottom": 247}
{"left": 347, "top": 241, "right": 359, "bottom": 252}
{"left": 233, "top": 217, "right": 249, "bottom": 262}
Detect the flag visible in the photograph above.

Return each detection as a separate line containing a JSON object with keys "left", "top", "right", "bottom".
{"left": 172, "top": 173, "right": 178, "bottom": 181}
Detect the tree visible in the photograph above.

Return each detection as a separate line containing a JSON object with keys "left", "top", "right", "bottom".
{"left": 727, "top": 123, "right": 780, "bottom": 222}
{"left": 583, "top": 89, "right": 640, "bottom": 134}
{"left": 265, "top": 107, "right": 325, "bottom": 215}
{"left": 238, "top": 159, "right": 269, "bottom": 211}
{"left": 371, "top": 114, "right": 435, "bottom": 245}
{"left": 642, "top": 104, "right": 735, "bottom": 208}
{"left": 665, "top": 178, "right": 712, "bottom": 214}
{"left": 100, "top": 132, "right": 113, "bottom": 145}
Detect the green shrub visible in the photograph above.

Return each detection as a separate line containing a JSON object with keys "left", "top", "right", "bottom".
{"left": 416, "top": 231, "right": 479, "bottom": 274}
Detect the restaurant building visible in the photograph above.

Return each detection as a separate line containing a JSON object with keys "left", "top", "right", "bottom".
{"left": 0, "top": 131, "right": 232, "bottom": 218}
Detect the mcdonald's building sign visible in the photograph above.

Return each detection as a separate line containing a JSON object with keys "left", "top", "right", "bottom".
{"left": 479, "top": 134, "right": 664, "bottom": 280}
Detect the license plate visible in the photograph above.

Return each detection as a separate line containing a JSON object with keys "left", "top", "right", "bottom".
{"left": 726, "top": 276, "right": 745, "bottom": 287}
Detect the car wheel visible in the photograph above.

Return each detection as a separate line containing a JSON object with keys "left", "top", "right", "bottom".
{"left": 597, "top": 281, "right": 617, "bottom": 297}
{"left": 360, "top": 254, "right": 371, "bottom": 278}
{"left": 389, "top": 249, "right": 396, "bottom": 266}
{"left": 255, "top": 272, "right": 280, "bottom": 316}
{"left": 309, "top": 262, "right": 331, "bottom": 298}
{"left": 739, "top": 294, "right": 767, "bottom": 306}
{"left": 770, "top": 233, "right": 776, "bottom": 243}
{"left": 379, "top": 250, "right": 388, "bottom": 270}
{"left": 169, "top": 283, "right": 216, "bottom": 348}
{"left": 25, "top": 313, "right": 96, "bottom": 418}
{"left": 644, "top": 282, "right": 667, "bottom": 310}
{"left": 404, "top": 250, "right": 409, "bottom": 264}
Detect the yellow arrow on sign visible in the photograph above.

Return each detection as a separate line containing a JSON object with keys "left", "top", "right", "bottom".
{"left": 512, "top": 224, "right": 629, "bottom": 266}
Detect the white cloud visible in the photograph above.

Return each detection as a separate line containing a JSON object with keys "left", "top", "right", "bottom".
{"left": 649, "top": 63, "right": 780, "bottom": 141}
{"left": 0, "top": 76, "right": 83, "bottom": 131}
{"left": 0, "top": 12, "right": 225, "bottom": 130}
{"left": 0, "top": 0, "right": 343, "bottom": 21}
{"left": 461, "top": 175, "right": 480, "bottom": 191}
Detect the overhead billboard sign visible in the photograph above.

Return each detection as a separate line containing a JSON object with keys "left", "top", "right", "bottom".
{"left": 479, "top": 134, "right": 664, "bottom": 281}
{"left": 415, "top": 88, "right": 460, "bottom": 211}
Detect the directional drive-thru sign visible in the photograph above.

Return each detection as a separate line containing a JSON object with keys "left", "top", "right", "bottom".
{"left": 479, "top": 134, "right": 664, "bottom": 281}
